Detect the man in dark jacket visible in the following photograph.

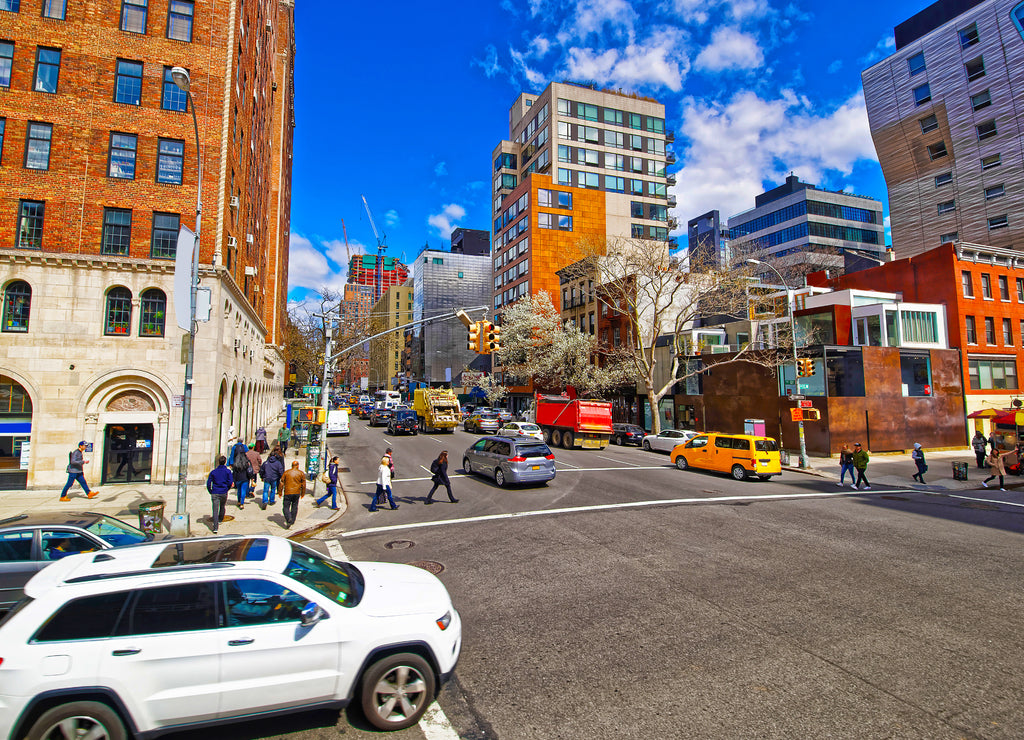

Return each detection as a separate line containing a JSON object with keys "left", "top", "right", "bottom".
{"left": 230, "top": 442, "right": 252, "bottom": 509}
{"left": 424, "top": 450, "right": 458, "bottom": 504}
{"left": 260, "top": 447, "right": 285, "bottom": 509}
{"left": 206, "top": 456, "right": 233, "bottom": 533}
{"left": 60, "top": 441, "right": 99, "bottom": 502}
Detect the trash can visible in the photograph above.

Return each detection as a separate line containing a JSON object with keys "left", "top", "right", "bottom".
{"left": 951, "top": 461, "right": 968, "bottom": 482}
{"left": 138, "top": 500, "right": 166, "bottom": 535}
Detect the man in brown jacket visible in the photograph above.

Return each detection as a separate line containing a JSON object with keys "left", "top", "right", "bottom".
{"left": 280, "top": 460, "right": 307, "bottom": 528}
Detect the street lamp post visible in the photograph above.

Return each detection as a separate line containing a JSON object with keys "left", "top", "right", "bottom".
{"left": 747, "top": 258, "right": 807, "bottom": 469}
{"left": 171, "top": 67, "right": 202, "bottom": 536}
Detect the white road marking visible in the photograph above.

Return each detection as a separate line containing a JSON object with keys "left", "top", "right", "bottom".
{"left": 554, "top": 459, "right": 581, "bottom": 468}
{"left": 359, "top": 466, "right": 669, "bottom": 483}
{"left": 419, "top": 702, "right": 460, "bottom": 740}
{"left": 360, "top": 474, "right": 469, "bottom": 484}
{"left": 341, "top": 488, "right": 907, "bottom": 538}
{"left": 595, "top": 453, "right": 639, "bottom": 466}
{"left": 944, "top": 492, "right": 1024, "bottom": 508}
{"left": 325, "top": 539, "right": 347, "bottom": 561}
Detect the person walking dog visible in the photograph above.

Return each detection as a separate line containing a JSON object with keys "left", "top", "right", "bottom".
{"left": 982, "top": 447, "right": 1007, "bottom": 491}
{"left": 60, "top": 441, "right": 99, "bottom": 501}
{"left": 370, "top": 456, "right": 399, "bottom": 512}
{"left": 838, "top": 443, "right": 855, "bottom": 487}
{"left": 316, "top": 456, "right": 340, "bottom": 510}
{"left": 206, "top": 456, "right": 233, "bottom": 533}
{"left": 852, "top": 442, "right": 871, "bottom": 490}
{"left": 425, "top": 450, "right": 458, "bottom": 504}
{"left": 911, "top": 442, "right": 927, "bottom": 484}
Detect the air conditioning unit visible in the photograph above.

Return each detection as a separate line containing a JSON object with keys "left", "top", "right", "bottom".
{"left": 244, "top": 265, "right": 257, "bottom": 276}
{"left": 265, "top": 20, "right": 272, "bottom": 31}
{"left": 246, "top": 233, "right": 254, "bottom": 244}
{"left": 227, "top": 236, "right": 237, "bottom": 247}
{"left": 234, "top": 338, "right": 241, "bottom": 350}
{"left": 229, "top": 196, "right": 239, "bottom": 208}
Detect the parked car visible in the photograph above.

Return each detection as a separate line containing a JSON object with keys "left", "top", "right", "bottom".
{"left": 670, "top": 432, "right": 782, "bottom": 481}
{"left": 497, "top": 421, "right": 545, "bottom": 441}
{"left": 642, "top": 429, "right": 698, "bottom": 453}
{"left": 462, "top": 435, "right": 556, "bottom": 487}
{"left": 0, "top": 535, "right": 461, "bottom": 737}
{"left": 0, "top": 512, "right": 152, "bottom": 614}
{"left": 464, "top": 411, "right": 500, "bottom": 434}
{"left": 369, "top": 408, "right": 393, "bottom": 427}
{"left": 388, "top": 409, "right": 419, "bottom": 435}
{"left": 611, "top": 423, "right": 646, "bottom": 446}
{"left": 493, "top": 408, "right": 514, "bottom": 424}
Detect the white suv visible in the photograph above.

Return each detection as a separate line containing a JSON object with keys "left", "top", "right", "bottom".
{"left": 0, "top": 535, "right": 461, "bottom": 738}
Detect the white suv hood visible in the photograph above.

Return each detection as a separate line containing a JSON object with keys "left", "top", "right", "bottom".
{"left": 354, "top": 561, "right": 452, "bottom": 617}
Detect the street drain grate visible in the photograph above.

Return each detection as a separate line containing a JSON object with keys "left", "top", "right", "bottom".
{"left": 408, "top": 560, "right": 444, "bottom": 575}
{"left": 960, "top": 501, "right": 1000, "bottom": 510}
{"left": 384, "top": 540, "right": 415, "bottom": 550}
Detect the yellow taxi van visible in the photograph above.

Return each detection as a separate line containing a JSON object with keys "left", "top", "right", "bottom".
{"left": 669, "top": 432, "right": 782, "bottom": 481}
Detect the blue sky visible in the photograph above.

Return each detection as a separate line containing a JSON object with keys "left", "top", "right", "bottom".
{"left": 287, "top": 0, "right": 926, "bottom": 304}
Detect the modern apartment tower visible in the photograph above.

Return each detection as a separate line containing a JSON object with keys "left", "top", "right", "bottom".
{"left": 0, "top": 0, "right": 296, "bottom": 489}
{"left": 728, "top": 175, "right": 885, "bottom": 276}
{"left": 862, "top": 0, "right": 1024, "bottom": 258}
{"left": 490, "top": 82, "right": 674, "bottom": 316}
{"left": 687, "top": 210, "right": 730, "bottom": 268}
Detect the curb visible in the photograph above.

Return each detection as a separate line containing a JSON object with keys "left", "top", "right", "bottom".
{"left": 782, "top": 465, "right": 832, "bottom": 479}
{"left": 286, "top": 483, "right": 348, "bottom": 543}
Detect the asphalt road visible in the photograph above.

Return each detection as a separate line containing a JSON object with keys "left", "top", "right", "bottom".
{"left": 172, "top": 418, "right": 1024, "bottom": 739}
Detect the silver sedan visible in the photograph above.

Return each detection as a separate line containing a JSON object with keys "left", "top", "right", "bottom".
{"left": 641, "top": 429, "right": 698, "bottom": 453}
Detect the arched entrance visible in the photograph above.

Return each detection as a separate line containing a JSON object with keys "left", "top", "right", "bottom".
{"left": 0, "top": 373, "right": 33, "bottom": 490}
{"left": 101, "top": 391, "right": 156, "bottom": 484}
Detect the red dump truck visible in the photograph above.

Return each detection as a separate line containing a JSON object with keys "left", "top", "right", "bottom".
{"left": 531, "top": 392, "right": 614, "bottom": 450}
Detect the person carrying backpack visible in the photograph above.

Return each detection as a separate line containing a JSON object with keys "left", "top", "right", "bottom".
{"left": 230, "top": 441, "right": 253, "bottom": 509}
{"left": 425, "top": 451, "right": 457, "bottom": 504}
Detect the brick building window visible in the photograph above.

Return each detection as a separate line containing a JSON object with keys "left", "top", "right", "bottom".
{"left": 969, "top": 358, "right": 1017, "bottom": 390}
{"left": 0, "top": 1, "right": 19, "bottom": 12}
{"left": 1004, "top": 318, "right": 1013, "bottom": 345}
{"left": 114, "top": 59, "right": 143, "bottom": 105}
{"left": 104, "top": 287, "right": 132, "bottom": 335}
{"left": 999, "top": 275, "right": 1010, "bottom": 300}
{"left": 0, "top": 42, "right": 11, "bottom": 88}
{"left": 981, "top": 274, "right": 992, "bottom": 299}
{"left": 108, "top": 133, "right": 137, "bottom": 179}
{"left": 0, "top": 118, "right": 5, "bottom": 163}
{"left": 101, "top": 208, "right": 132, "bottom": 255}
{"left": 3, "top": 281, "right": 31, "bottom": 332}
{"left": 965, "top": 316, "right": 977, "bottom": 344}
{"left": 156, "top": 138, "right": 183, "bottom": 184}
{"left": 16, "top": 200, "right": 44, "bottom": 249}
{"left": 1017, "top": 277, "right": 1024, "bottom": 302}
{"left": 167, "top": 1, "right": 194, "bottom": 42}
{"left": 42, "top": 0, "right": 66, "bottom": 19}
{"left": 150, "top": 212, "right": 178, "bottom": 258}
{"left": 984, "top": 316, "right": 996, "bottom": 344}
{"left": 120, "top": 0, "right": 147, "bottom": 33}
{"left": 961, "top": 271, "right": 973, "bottom": 298}
{"left": 139, "top": 288, "right": 166, "bottom": 336}
{"left": 24, "top": 122, "right": 52, "bottom": 169}
{"left": 161, "top": 66, "right": 187, "bottom": 111}
{"left": 33, "top": 47, "right": 60, "bottom": 93}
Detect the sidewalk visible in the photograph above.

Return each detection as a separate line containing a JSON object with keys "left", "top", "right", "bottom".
{"left": 0, "top": 439, "right": 346, "bottom": 541}
{"left": 783, "top": 447, "right": 1022, "bottom": 492}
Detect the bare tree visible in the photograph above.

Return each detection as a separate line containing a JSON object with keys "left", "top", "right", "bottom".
{"left": 566, "top": 236, "right": 795, "bottom": 434}
{"left": 496, "top": 291, "right": 631, "bottom": 398}
{"left": 286, "top": 288, "right": 373, "bottom": 388}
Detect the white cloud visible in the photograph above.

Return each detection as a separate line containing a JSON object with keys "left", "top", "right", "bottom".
{"left": 384, "top": 209, "right": 400, "bottom": 228}
{"left": 562, "top": 29, "right": 689, "bottom": 91}
{"left": 861, "top": 34, "right": 895, "bottom": 65}
{"left": 670, "top": 89, "right": 877, "bottom": 222}
{"left": 435, "top": 161, "right": 448, "bottom": 177}
{"left": 288, "top": 233, "right": 346, "bottom": 294}
{"left": 474, "top": 44, "right": 503, "bottom": 78}
{"left": 694, "top": 26, "right": 764, "bottom": 72}
{"left": 567, "top": 0, "right": 638, "bottom": 44}
{"left": 827, "top": 59, "right": 842, "bottom": 74}
{"left": 427, "top": 203, "right": 467, "bottom": 239}
{"left": 510, "top": 45, "right": 547, "bottom": 87}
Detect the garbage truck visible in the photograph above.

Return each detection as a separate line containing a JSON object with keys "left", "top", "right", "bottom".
{"left": 413, "top": 388, "right": 461, "bottom": 433}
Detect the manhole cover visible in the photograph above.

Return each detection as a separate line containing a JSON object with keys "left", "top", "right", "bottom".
{"left": 384, "top": 540, "right": 415, "bottom": 550}
{"left": 961, "top": 501, "right": 999, "bottom": 510}
{"left": 408, "top": 560, "right": 445, "bottom": 575}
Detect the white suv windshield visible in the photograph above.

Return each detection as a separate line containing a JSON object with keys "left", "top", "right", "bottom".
{"left": 285, "top": 544, "right": 364, "bottom": 607}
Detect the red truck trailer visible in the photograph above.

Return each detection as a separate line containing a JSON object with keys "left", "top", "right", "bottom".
{"left": 532, "top": 393, "right": 613, "bottom": 450}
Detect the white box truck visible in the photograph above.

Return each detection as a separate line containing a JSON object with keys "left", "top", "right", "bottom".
{"left": 326, "top": 408, "right": 350, "bottom": 436}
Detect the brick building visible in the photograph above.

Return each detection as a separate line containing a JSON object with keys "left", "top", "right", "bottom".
{"left": 347, "top": 254, "right": 409, "bottom": 302}
{"left": 0, "top": 0, "right": 295, "bottom": 489}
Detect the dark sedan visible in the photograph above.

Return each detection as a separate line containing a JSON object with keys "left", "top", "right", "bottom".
{"left": 612, "top": 423, "right": 646, "bottom": 446}
{"left": 369, "top": 408, "right": 393, "bottom": 427}
{"left": 388, "top": 409, "right": 419, "bottom": 435}
{"left": 0, "top": 512, "right": 152, "bottom": 612}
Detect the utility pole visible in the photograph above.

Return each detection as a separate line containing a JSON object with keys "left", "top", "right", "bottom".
{"left": 311, "top": 314, "right": 334, "bottom": 498}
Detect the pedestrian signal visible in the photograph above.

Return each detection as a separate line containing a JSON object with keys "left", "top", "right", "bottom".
{"left": 298, "top": 407, "right": 325, "bottom": 424}
{"left": 802, "top": 408, "right": 821, "bottom": 421}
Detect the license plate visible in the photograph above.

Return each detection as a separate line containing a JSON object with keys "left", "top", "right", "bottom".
{"left": 760, "top": 461, "right": 768, "bottom": 467}
{"left": 531, "top": 465, "right": 540, "bottom": 470}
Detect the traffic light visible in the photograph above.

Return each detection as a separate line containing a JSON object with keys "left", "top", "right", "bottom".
{"left": 467, "top": 321, "right": 481, "bottom": 352}
{"left": 485, "top": 323, "right": 501, "bottom": 354}
{"left": 797, "top": 358, "right": 815, "bottom": 377}
{"left": 802, "top": 408, "right": 821, "bottom": 421}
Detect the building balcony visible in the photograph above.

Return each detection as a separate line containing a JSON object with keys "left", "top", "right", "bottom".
{"left": 666, "top": 150, "right": 676, "bottom": 165}
{"left": 666, "top": 130, "right": 675, "bottom": 143}
{"left": 667, "top": 173, "right": 677, "bottom": 186}
{"left": 667, "top": 195, "right": 677, "bottom": 208}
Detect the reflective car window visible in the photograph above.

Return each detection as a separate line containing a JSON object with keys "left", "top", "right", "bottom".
{"left": 755, "top": 439, "right": 778, "bottom": 452}
{"left": 687, "top": 436, "right": 709, "bottom": 448}
{"left": 0, "top": 530, "right": 34, "bottom": 562}
{"left": 33, "top": 591, "right": 130, "bottom": 642}
{"left": 518, "top": 444, "right": 551, "bottom": 458}
{"left": 86, "top": 515, "right": 148, "bottom": 547}
{"left": 223, "top": 579, "right": 306, "bottom": 626}
{"left": 40, "top": 531, "right": 100, "bottom": 561}
{"left": 118, "top": 582, "right": 218, "bottom": 635}
{"left": 285, "top": 543, "right": 363, "bottom": 607}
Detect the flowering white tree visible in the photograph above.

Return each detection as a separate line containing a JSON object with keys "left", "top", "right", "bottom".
{"left": 496, "top": 291, "right": 630, "bottom": 398}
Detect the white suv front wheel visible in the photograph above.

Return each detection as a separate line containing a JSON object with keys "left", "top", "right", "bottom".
{"left": 27, "top": 701, "right": 127, "bottom": 740}
{"left": 360, "top": 652, "right": 436, "bottom": 731}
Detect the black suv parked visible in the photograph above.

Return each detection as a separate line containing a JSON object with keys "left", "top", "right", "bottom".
{"left": 388, "top": 409, "right": 419, "bottom": 435}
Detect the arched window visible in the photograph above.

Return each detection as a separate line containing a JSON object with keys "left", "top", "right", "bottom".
{"left": 139, "top": 288, "right": 166, "bottom": 337}
{"left": 104, "top": 287, "right": 132, "bottom": 336}
{"left": 3, "top": 281, "right": 31, "bottom": 332}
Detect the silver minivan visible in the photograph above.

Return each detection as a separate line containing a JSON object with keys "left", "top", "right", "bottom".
{"left": 462, "top": 436, "right": 556, "bottom": 487}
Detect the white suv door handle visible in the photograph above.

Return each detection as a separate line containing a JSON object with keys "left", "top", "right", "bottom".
{"left": 227, "top": 638, "right": 254, "bottom": 646}
{"left": 112, "top": 648, "right": 140, "bottom": 656}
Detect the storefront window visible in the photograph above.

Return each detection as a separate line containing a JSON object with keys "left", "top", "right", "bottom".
{"left": 901, "top": 353, "right": 932, "bottom": 396}
{"left": 825, "top": 348, "right": 865, "bottom": 397}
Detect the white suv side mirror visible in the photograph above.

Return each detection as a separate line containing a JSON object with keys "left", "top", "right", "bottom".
{"left": 300, "top": 602, "right": 327, "bottom": 627}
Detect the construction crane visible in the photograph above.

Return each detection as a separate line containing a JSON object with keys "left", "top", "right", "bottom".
{"left": 361, "top": 194, "right": 387, "bottom": 302}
